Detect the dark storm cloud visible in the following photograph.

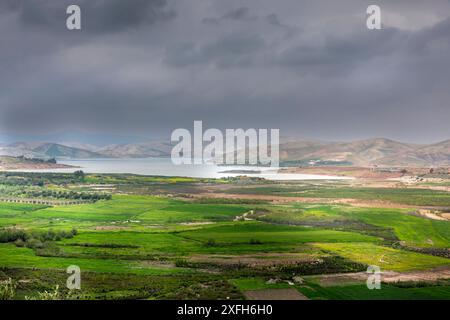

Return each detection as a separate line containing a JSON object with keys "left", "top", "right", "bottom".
{"left": 1, "top": 0, "right": 450, "bottom": 143}
{"left": 164, "top": 34, "right": 266, "bottom": 68}
{"left": 3, "top": 0, "right": 175, "bottom": 33}
{"left": 203, "top": 7, "right": 256, "bottom": 25}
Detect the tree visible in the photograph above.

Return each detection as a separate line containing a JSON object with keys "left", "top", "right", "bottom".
{"left": 74, "top": 170, "right": 85, "bottom": 181}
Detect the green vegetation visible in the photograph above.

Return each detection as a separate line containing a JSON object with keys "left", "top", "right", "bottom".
{"left": 180, "top": 221, "right": 378, "bottom": 245}
{"left": 227, "top": 185, "right": 450, "bottom": 206}
{"left": 0, "top": 278, "right": 17, "bottom": 300}
{"left": 298, "top": 281, "right": 450, "bottom": 300}
{"left": 0, "top": 172, "right": 448, "bottom": 299}
{"left": 259, "top": 204, "right": 450, "bottom": 248}
{"left": 314, "top": 243, "right": 449, "bottom": 271}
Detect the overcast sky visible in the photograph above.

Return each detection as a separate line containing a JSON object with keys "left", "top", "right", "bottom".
{"left": 1, "top": 0, "right": 450, "bottom": 144}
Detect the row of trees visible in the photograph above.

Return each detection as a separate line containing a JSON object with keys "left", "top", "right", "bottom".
{"left": 0, "top": 170, "right": 87, "bottom": 186}
{"left": 20, "top": 190, "right": 111, "bottom": 201}
{"left": 0, "top": 228, "right": 78, "bottom": 244}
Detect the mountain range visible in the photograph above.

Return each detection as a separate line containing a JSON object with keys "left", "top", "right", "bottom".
{"left": 0, "top": 138, "right": 449, "bottom": 167}
{"left": 279, "top": 138, "right": 450, "bottom": 167}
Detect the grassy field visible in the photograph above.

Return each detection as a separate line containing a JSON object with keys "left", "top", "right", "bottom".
{"left": 180, "top": 221, "right": 378, "bottom": 245}
{"left": 231, "top": 277, "right": 450, "bottom": 300}
{"left": 260, "top": 204, "right": 450, "bottom": 248}
{"left": 0, "top": 172, "right": 449, "bottom": 300}
{"left": 227, "top": 185, "right": 450, "bottom": 206}
{"left": 314, "top": 243, "right": 449, "bottom": 271}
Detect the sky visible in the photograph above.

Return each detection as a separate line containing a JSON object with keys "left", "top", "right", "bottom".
{"left": 1, "top": 0, "right": 450, "bottom": 145}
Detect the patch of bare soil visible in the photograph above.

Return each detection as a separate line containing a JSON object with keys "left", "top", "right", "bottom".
{"left": 244, "top": 289, "right": 308, "bottom": 300}
{"left": 194, "top": 192, "right": 450, "bottom": 214}
{"left": 138, "top": 260, "right": 176, "bottom": 268}
{"left": 94, "top": 226, "right": 128, "bottom": 231}
{"left": 190, "top": 253, "right": 317, "bottom": 268}
{"left": 179, "top": 222, "right": 214, "bottom": 226}
{"left": 382, "top": 267, "right": 450, "bottom": 283}
{"left": 279, "top": 166, "right": 406, "bottom": 180}
{"left": 194, "top": 192, "right": 416, "bottom": 209}
{"left": 313, "top": 272, "right": 370, "bottom": 287}
{"left": 194, "top": 192, "right": 337, "bottom": 203}
{"left": 312, "top": 266, "right": 450, "bottom": 287}
{"left": 417, "top": 209, "right": 448, "bottom": 221}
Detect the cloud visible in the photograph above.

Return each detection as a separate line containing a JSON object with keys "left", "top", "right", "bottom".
{"left": 1, "top": 0, "right": 450, "bottom": 144}
{"left": 164, "top": 34, "right": 266, "bottom": 68}
{"left": 3, "top": 0, "right": 175, "bottom": 33}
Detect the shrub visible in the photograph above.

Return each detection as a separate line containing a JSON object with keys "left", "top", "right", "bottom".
{"left": 0, "top": 228, "right": 28, "bottom": 243}
{"left": 249, "top": 238, "right": 262, "bottom": 245}
{"left": 205, "top": 239, "right": 217, "bottom": 247}
{"left": 26, "top": 285, "right": 61, "bottom": 300}
{"left": 0, "top": 278, "right": 17, "bottom": 300}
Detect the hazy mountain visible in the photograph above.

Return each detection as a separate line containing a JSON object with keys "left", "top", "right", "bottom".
{"left": 8, "top": 142, "right": 105, "bottom": 159}
{"left": 411, "top": 140, "right": 450, "bottom": 166}
{"left": 59, "top": 142, "right": 102, "bottom": 153}
{"left": 279, "top": 138, "right": 450, "bottom": 167}
{"left": 97, "top": 141, "right": 172, "bottom": 158}
{"left": 3, "top": 138, "right": 450, "bottom": 166}
{"left": 0, "top": 146, "right": 46, "bottom": 159}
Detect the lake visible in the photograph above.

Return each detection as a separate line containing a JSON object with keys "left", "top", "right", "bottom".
{"left": 16, "top": 158, "right": 353, "bottom": 181}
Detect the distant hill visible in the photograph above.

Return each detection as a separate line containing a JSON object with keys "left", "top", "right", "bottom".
{"left": 3, "top": 138, "right": 450, "bottom": 167}
{"left": 96, "top": 141, "right": 172, "bottom": 158}
{"left": 0, "top": 146, "right": 47, "bottom": 159}
{"left": 8, "top": 142, "right": 105, "bottom": 159}
{"left": 4, "top": 141, "right": 172, "bottom": 159}
{"left": 0, "top": 156, "right": 75, "bottom": 170}
{"left": 279, "top": 138, "right": 450, "bottom": 167}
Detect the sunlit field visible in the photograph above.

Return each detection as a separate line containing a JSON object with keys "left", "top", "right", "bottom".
{"left": 0, "top": 172, "right": 449, "bottom": 300}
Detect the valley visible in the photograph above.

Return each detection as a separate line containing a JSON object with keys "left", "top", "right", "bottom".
{"left": 0, "top": 170, "right": 449, "bottom": 300}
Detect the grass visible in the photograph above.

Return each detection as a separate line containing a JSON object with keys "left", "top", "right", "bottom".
{"left": 259, "top": 204, "right": 450, "bottom": 248}
{"left": 298, "top": 282, "right": 450, "bottom": 300}
{"left": 227, "top": 185, "right": 450, "bottom": 206}
{"left": 0, "top": 173, "right": 449, "bottom": 300}
{"left": 314, "top": 243, "right": 450, "bottom": 271}
{"left": 341, "top": 207, "right": 450, "bottom": 248}
{"left": 230, "top": 278, "right": 292, "bottom": 291}
{"left": 59, "top": 231, "right": 201, "bottom": 257}
{"left": 0, "top": 243, "right": 188, "bottom": 275}
{"left": 180, "top": 221, "right": 378, "bottom": 245}
{"left": 28, "top": 196, "right": 249, "bottom": 224}
{"left": 231, "top": 277, "right": 450, "bottom": 300}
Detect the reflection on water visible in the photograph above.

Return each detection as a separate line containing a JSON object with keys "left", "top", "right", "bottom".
{"left": 15, "top": 158, "right": 353, "bottom": 181}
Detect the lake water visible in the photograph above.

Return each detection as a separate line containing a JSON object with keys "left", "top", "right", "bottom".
{"left": 17, "top": 158, "right": 353, "bottom": 181}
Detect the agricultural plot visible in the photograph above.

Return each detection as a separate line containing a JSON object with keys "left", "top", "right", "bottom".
{"left": 260, "top": 204, "right": 450, "bottom": 248}
{"left": 226, "top": 185, "right": 450, "bottom": 206}
{"left": 0, "top": 173, "right": 449, "bottom": 300}
{"left": 314, "top": 243, "right": 449, "bottom": 271}
{"left": 179, "top": 221, "right": 378, "bottom": 245}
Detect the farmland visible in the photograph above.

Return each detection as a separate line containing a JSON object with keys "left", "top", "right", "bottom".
{"left": 0, "top": 172, "right": 449, "bottom": 300}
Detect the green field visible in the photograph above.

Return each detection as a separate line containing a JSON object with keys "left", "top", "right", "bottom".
{"left": 314, "top": 243, "right": 449, "bottom": 271}
{"left": 0, "top": 172, "right": 449, "bottom": 300}
{"left": 227, "top": 185, "right": 450, "bottom": 206}
{"left": 260, "top": 204, "right": 450, "bottom": 247}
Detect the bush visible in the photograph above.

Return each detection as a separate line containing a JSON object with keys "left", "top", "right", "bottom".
{"left": 205, "top": 239, "right": 217, "bottom": 247}
{"left": 249, "top": 238, "right": 262, "bottom": 245}
{"left": 14, "top": 239, "right": 25, "bottom": 247}
{"left": 0, "top": 278, "right": 17, "bottom": 300}
{"left": 26, "top": 238, "right": 44, "bottom": 249}
{"left": 26, "top": 285, "right": 61, "bottom": 300}
{"left": 0, "top": 228, "right": 29, "bottom": 243}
